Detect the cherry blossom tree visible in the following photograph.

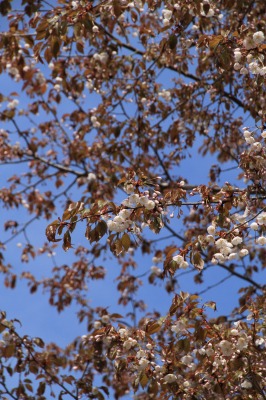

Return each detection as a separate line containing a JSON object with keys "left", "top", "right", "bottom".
{"left": 0, "top": 0, "right": 266, "bottom": 398}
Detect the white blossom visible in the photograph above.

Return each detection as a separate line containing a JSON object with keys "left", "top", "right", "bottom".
{"left": 123, "top": 338, "right": 137, "bottom": 350}
{"left": 162, "top": 9, "right": 172, "bottom": 20}
{"left": 171, "top": 320, "right": 187, "bottom": 334}
{"left": 92, "top": 25, "right": 99, "bottom": 33}
{"left": 173, "top": 254, "right": 184, "bottom": 264}
{"left": 87, "top": 173, "right": 96, "bottom": 182}
{"left": 257, "top": 212, "right": 266, "bottom": 226}
{"left": 7, "top": 99, "right": 19, "bottom": 109}
{"left": 94, "top": 321, "right": 101, "bottom": 329}
{"left": 71, "top": 1, "right": 79, "bottom": 9}
{"left": 181, "top": 354, "right": 193, "bottom": 366}
{"left": 118, "top": 328, "right": 128, "bottom": 338}
{"left": 164, "top": 374, "right": 177, "bottom": 383}
{"left": 250, "top": 222, "right": 258, "bottom": 230}
{"left": 234, "top": 50, "right": 242, "bottom": 62}
{"left": 239, "top": 249, "right": 249, "bottom": 257}
{"left": 138, "top": 357, "right": 149, "bottom": 369}
{"left": 124, "top": 184, "right": 134, "bottom": 194}
{"left": 257, "top": 236, "right": 266, "bottom": 245}
{"left": 241, "top": 380, "right": 252, "bottom": 389}
{"left": 236, "top": 336, "right": 248, "bottom": 350}
{"left": 243, "top": 36, "right": 256, "bottom": 50}
{"left": 240, "top": 67, "right": 248, "bottom": 75}
{"left": 219, "top": 340, "right": 234, "bottom": 356}
{"left": 253, "top": 31, "right": 265, "bottom": 45}
{"left": 207, "top": 225, "right": 216, "bottom": 235}
{"left": 234, "top": 63, "right": 242, "bottom": 70}
{"left": 231, "top": 236, "right": 243, "bottom": 246}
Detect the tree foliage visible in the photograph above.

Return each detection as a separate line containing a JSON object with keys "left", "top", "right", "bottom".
{"left": 0, "top": 0, "right": 266, "bottom": 398}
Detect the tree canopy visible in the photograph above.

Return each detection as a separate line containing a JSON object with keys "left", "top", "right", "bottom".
{"left": 0, "top": 0, "right": 266, "bottom": 398}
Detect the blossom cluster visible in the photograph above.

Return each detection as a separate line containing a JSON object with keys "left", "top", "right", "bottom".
{"left": 172, "top": 254, "right": 189, "bottom": 269}
{"left": 234, "top": 31, "right": 266, "bottom": 76}
{"left": 106, "top": 188, "right": 158, "bottom": 234}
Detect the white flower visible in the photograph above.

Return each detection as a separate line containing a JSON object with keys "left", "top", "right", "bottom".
{"left": 7, "top": 99, "right": 19, "bottom": 109}
{"left": 261, "top": 131, "right": 266, "bottom": 138}
{"left": 138, "top": 357, "right": 149, "bottom": 370}
{"left": 219, "top": 340, "right": 233, "bottom": 356}
{"left": 249, "top": 61, "right": 260, "bottom": 74}
{"left": 123, "top": 338, "right": 137, "bottom": 350}
{"left": 101, "top": 315, "right": 110, "bottom": 323}
{"left": 124, "top": 184, "right": 134, "bottom": 194}
{"left": 151, "top": 266, "right": 162, "bottom": 276}
{"left": 245, "top": 136, "right": 255, "bottom": 144}
{"left": 159, "top": 89, "right": 172, "bottom": 101}
{"left": 91, "top": 115, "right": 100, "bottom": 128}
{"left": 240, "top": 67, "right": 248, "bottom": 75}
{"left": 118, "top": 328, "right": 128, "bottom": 338}
{"left": 228, "top": 253, "right": 238, "bottom": 260}
{"left": 231, "top": 236, "right": 243, "bottom": 246}
{"left": 239, "top": 249, "right": 249, "bottom": 257}
{"left": 92, "top": 25, "right": 99, "bottom": 33}
{"left": 234, "top": 50, "right": 242, "bottom": 62}
{"left": 136, "top": 349, "right": 146, "bottom": 359}
{"left": 236, "top": 336, "right": 248, "bottom": 350}
{"left": 205, "top": 346, "right": 214, "bottom": 356}
{"left": 94, "top": 320, "right": 101, "bottom": 329}
{"left": 87, "top": 172, "right": 96, "bottom": 182}
{"left": 253, "top": 31, "right": 265, "bottom": 45}
{"left": 206, "top": 235, "right": 215, "bottom": 243}
{"left": 162, "top": 9, "right": 172, "bottom": 20}
{"left": 216, "top": 238, "right": 233, "bottom": 249}
{"left": 213, "top": 253, "right": 225, "bottom": 261}
{"left": 257, "top": 236, "right": 266, "bottom": 245}
{"left": 180, "top": 261, "right": 189, "bottom": 269}
{"left": 243, "top": 36, "right": 256, "bottom": 50}
{"left": 229, "top": 329, "right": 239, "bottom": 336}
{"left": 259, "top": 66, "right": 266, "bottom": 75}
{"left": 119, "top": 209, "right": 132, "bottom": 219}
{"left": 171, "top": 320, "right": 187, "bottom": 334}
{"left": 255, "top": 337, "right": 265, "bottom": 346}
{"left": 257, "top": 212, "right": 266, "bottom": 226}
{"left": 164, "top": 374, "right": 177, "bottom": 383}
{"left": 181, "top": 355, "right": 193, "bottom": 365}
{"left": 241, "top": 380, "right": 252, "bottom": 389}
{"left": 246, "top": 54, "right": 253, "bottom": 63}
{"left": 71, "top": 1, "right": 78, "bottom": 9}
{"left": 173, "top": 255, "right": 184, "bottom": 264}
{"left": 243, "top": 130, "right": 252, "bottom": 138}
{"left": 128, "top": 193, "right": 140, "bottom": 206}
{"left": 207, "top": 225, "right": 216, "bottom": 235}
{"left": 163, "top": 18, "right": 170, "bottom": 26}
{"left": 201, "top": 5, "right": 215, "bottom": 17}
{"left": 145, "top": 200, "right": 155, "bottom": 210}
{"left": 234, "top": 63, "right": 242, "bottom": 70}
{"left": 250, "top": 222, "right": 258, "bottom": 230}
